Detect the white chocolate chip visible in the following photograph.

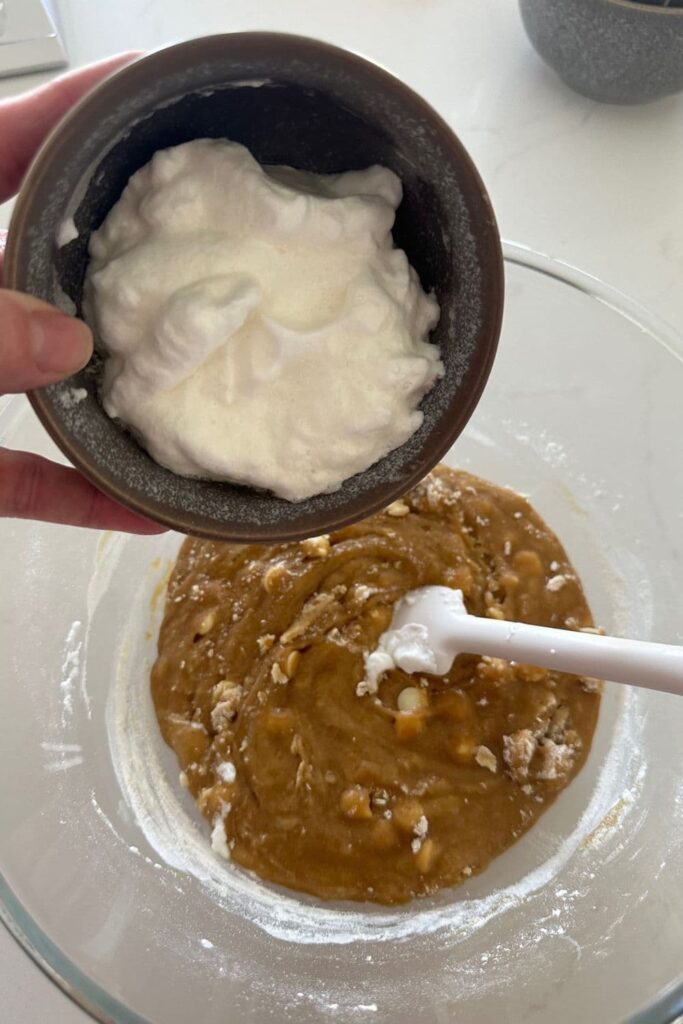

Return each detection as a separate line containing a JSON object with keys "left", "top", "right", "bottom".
{"left": 301, "top": 534, "right": 330, "bottom": 558}
{"left": 197, "top": 609, "right": 217, "bottom": 635}
{"left": 397, "top": 687, "right": 428, "bottom": 713}
{"left": 386, "top": 499, "right": 410, "bottom": 517}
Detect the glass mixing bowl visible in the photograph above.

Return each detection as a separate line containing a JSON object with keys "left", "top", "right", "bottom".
{"left": 1, "top": 243, "right": 682, "bottom": 1024}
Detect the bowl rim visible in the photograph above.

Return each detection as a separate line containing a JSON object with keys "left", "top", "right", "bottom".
{"left": 5, "top": 31, "right": 504, "bottom": 541}
{"left": 605, "top": 0, "right": 683, "bottom": 15}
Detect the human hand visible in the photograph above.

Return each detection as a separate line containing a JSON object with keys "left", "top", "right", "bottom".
{"left": 0, "top": 54, "right": 164, "bottom": 533}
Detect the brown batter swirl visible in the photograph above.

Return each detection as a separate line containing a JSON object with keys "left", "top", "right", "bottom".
{"left": 151, "top": 467, "right": 600, "bottom": 904}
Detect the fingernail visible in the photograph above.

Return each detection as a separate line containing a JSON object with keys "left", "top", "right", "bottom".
{"left": 29, "top": 311, "right": 93, "bottom": 375}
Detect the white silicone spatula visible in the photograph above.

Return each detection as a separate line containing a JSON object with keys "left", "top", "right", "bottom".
{"left": 365, "top": 586, "right": 683, "bottom": 697}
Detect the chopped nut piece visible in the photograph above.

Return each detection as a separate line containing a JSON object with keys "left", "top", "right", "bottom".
{"left": 213, "top": 679, "right": 241, "bottom": 702}
{"left": 296, "top": 760, "right": 313, "bottom": 790}
{"left": 516, "top": 663, "right": 547, "bottom": 683}
{"left": 413, "top": 814, "right": 429, "bottom": 840}
{"left": 536, "top": 738, "right": 574, "bottom": 780}
{"left": 547, "top": 706, "right": 570, "bottom": 743}
{"left": 295, "top": 758, "right": 313, "bottom": 790}
{"left": 580, "top": 675, "right": 604, "bottom": 694}
{"left": 271, "top": 663, "right": 289, "bottom": 685}
{"left": 546, "top": 574, "right": 568, "bottom": 592}
{"left": 370, "top": 788, "right": 389, "bottom": 809}
{"left": 502, "top": 728, "right": 537, "bottom": 782}
{"left": 210, "top": 684, "right": 243, "bottom": 731}
{"left": 301, "top": 534, "right": 330, "bottom": 559}
{"left": 474, "top": 745, "right": 498, "bottom": 773}
{"left": 477, "top": 656, "right": 513, "bottom": 683}
{"left": 397, "top": 687, "right": 428, "bottom": 713}
{"left": 290, "top": 734, "right": 305, "bottom": 759}
{"left": 340, "top": 785, "right": 373, "bottom": 819}
{"left": 386, "top": 499, "right": 410, "bottom": 517}
{"left": 257, "top": 633, "right": 275, "bottom": 653}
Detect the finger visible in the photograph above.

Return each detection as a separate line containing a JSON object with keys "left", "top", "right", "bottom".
{"left": 0, "top": 289, "right": 92, "bottom": 393}
{"left": 0, "top": 448, "right": 166, "bottom": 533}
{"left": 0, "top": 52, "right": 141, "bottom": 204}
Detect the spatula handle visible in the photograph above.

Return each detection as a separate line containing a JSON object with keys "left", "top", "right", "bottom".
{"left": 453, "top": 616, "right": 683, "bottom": 695}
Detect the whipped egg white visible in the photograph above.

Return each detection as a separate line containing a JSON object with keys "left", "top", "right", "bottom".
{"left": 84, "top": 139, "right": 442, "bottom": 501}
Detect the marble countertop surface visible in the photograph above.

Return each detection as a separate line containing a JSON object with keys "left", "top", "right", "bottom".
{"left": 1, "top": 1, "right": 682, "bottom": 1021}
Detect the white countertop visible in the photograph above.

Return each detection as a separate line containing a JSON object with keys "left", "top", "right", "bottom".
{"left": 2, "top": 1, "right": 682, "bottom": 1021}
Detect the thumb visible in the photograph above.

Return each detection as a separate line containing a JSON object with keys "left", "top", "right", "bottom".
{"left": 0, "top": 290, "right": 93, "bottom": 394}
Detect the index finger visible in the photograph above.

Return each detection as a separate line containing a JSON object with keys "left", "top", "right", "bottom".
{"left": 0, "top": 52, "right": 141, "bottom": 206}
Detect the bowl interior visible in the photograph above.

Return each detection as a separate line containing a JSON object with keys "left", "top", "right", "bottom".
{"left": 7, "top": 34, "right": 502, "bottom": 541}
{"left": 2, "top": 246, "right": 683, "bottom": 1024}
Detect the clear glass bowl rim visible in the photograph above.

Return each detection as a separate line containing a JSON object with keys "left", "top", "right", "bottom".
{"left": 2, "top": 241, "right": 682, "bottom": 1024}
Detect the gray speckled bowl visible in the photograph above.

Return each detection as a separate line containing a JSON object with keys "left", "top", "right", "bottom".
{"left": 520, "top": 0, "right": 683, "bottom": 104}
{"left": 5, "top": 33, "right": 503, "bottom": 542}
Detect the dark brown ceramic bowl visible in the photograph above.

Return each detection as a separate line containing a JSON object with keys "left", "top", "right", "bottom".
{"left": 5, "top": 33, "right": 503, "bottom": 542}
